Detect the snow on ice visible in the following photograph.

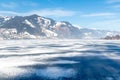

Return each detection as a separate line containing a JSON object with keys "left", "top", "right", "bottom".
{"left": 0, "top": 39, "right": 120, "bottom": 80}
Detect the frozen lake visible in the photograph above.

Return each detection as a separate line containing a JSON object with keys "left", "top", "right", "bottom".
{"left": 0, "top": 39, "right": 120, "bottom": 80}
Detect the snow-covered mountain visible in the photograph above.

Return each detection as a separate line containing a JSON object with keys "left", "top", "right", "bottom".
{"left": 0, "top": 14, "right": 120, "bottom": 39}
{"left": 78, "top": 28, "right": 120, "bottom": 39}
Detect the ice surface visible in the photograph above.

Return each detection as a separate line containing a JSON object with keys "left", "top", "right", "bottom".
{"left": 0, "top": 39, "right": 120, "bottom": 80}
{"left": 34, "top": 67, "right": 76, "bottom": 79}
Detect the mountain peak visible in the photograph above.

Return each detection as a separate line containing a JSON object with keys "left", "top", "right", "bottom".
{"left": 0, "top": 14, "right": 120, "bottom": 39}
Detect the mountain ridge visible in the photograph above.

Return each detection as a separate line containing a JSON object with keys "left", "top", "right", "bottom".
{"left": 0, "top": 14, "right": 120, "bottom": 39}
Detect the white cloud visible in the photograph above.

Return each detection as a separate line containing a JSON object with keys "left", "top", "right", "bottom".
{"left": 89, "top": 19, "right": 120, "bottom": 31}
{"left": 106, "top": 0, "right": 120, "bottom": 3}
{"left": 0, "top": 2, "right": 18, "bottom": 9}
{"left": 21, "top": 2, "right": 38, "bottom": 7}
{"left": 0, "top": 9, "right": 77, "bottom": 17}
{"left": 81, "top": 12, "right": 116, "bottom": 17}
{"left": 26, "top": 9, "right": 76, "bottom": 17}
{"left": 112, "top": 5, "right": 120, "bottom": 8}
{"left": 29, "top": 3, "right": 38, "bottom": 7}
{"left": 106, "top": 0, "right": 120, "bottom": 10}
{"left": 0, "top": 2, "right": 38, "bottom": 9}
{"left": 0, "top": 11, "right": 19, "bottom": 16}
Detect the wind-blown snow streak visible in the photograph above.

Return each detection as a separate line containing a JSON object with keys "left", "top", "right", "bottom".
{"left": 0, "top": 39, "right": 120, "bottom": 80}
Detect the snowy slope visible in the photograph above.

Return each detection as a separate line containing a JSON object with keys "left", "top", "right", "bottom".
{"left": 0, "top": 14, "right": 120, "bottom": 39}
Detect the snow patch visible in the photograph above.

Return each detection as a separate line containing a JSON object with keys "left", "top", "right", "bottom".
{"left": 73, "top": 25, "right": 82, "bottom": 29}
{"left": 42, "top": 28, "right": 58, "bottom": 37}
{"left": 24, "top": 19, "right": 35, "bottom": 28}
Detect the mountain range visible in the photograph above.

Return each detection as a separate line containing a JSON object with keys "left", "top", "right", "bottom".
{"left": 0, "top": 14, "right": 120, "bottom": 39}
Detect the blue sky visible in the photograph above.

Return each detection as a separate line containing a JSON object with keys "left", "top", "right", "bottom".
{"left": 0, "top": 0, "right": 120, "bottom": 31}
